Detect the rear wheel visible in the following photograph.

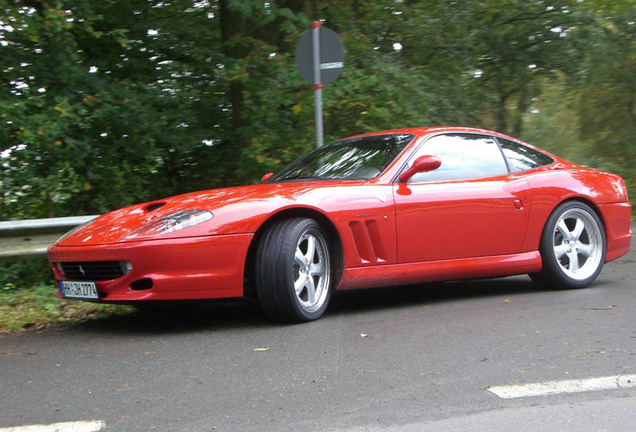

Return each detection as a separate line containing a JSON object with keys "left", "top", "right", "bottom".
{"left": 256, "top": 218, "right": 333, "bottom": 322}
{"left": 530, "top": 201, "right": 606, "bottom": 289}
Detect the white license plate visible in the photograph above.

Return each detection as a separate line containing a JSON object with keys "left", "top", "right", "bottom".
{"left": 59, "top": 281, "right": 98, "bottom": 299}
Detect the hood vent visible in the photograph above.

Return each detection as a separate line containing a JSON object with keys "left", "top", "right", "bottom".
{"left": 145, "top": 202, "right": 166, "bottom": 212}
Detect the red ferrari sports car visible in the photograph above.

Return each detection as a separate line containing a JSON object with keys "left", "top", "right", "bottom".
{"left": 48, "top": 127, "right": 632, "bottom": 322}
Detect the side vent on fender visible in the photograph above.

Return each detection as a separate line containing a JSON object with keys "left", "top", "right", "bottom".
{"left": 349, "top": 220, "right": 387, "bottom": 264}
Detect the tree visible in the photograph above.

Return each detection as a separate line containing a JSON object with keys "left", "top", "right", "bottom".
{"left": 574, "top": 5, "right": 635, "bottom": 192}
{"left": 0, "top": 0, "right": 633, "bottom": 222}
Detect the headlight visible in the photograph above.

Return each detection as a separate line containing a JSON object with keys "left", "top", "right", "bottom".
{"left": 126, "top": 210, "right": 213, "bottom": 239}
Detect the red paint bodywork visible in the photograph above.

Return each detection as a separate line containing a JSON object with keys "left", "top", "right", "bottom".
{"left": 48, "top": 127, "right": 632, "bottom": 303}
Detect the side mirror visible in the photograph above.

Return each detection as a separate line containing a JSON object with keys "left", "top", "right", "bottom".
{"left": 260, "top": 172, "right": 274, "bottom": 183}
{"left": 399, "top": 155, "right": 441, "bottom": 182}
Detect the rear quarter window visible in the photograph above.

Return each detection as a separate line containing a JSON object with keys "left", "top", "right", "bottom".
{"left": 498, "top": 138, "right": 554, "bottom": 172}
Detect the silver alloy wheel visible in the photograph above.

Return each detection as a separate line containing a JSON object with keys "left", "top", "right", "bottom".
{"left": 293, "top": 229, "right": 331, "bottom": 313}
{"left": 551, "top": 208, "right": 604, "bottom": 281}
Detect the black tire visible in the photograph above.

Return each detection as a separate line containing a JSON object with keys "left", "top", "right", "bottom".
{"left": 256, "top": 218, "right": 333, "bottom": 322}
{"left": 530, "top": 201, "right": 606, "bottom": 289}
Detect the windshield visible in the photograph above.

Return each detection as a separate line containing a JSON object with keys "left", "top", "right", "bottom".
{"left": 269, "top": 133, "right": 414, "bottom": 182}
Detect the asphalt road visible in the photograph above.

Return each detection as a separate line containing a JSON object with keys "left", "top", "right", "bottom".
{"left": 2, "top": 231, "right": 635, "bottom": 431}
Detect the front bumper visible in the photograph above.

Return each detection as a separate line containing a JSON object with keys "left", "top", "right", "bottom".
{"left": 48, "top": 233, "right": 253, "bottom": 302}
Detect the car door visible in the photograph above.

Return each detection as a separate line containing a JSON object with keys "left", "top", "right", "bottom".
{"left": 393, "top": 133, "right": 531, "bottom": 263}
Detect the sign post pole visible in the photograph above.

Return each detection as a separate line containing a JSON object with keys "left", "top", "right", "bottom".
{"left": 295, "top": 22, "right": 344, "bottom": 148}
{"left": 312, "top": 22, "right": 324, "bottom": 148}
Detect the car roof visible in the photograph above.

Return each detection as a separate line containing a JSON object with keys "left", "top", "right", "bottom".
{"left": 345, "top": 126, "right": 510, "bottom": 140}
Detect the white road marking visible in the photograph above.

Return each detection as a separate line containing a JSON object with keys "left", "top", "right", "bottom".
{"left": 487, "top": 374, "right": 636, "bottom": 399}
{"left": 0, "top": 420, "right": 104, "bottom": 432}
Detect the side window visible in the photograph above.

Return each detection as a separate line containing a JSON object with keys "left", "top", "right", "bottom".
{"left": 498, "top": 138, "right": 554, "bottom": 172}
{"left": 407, "top": 134, "right": 509, "bottom": 183}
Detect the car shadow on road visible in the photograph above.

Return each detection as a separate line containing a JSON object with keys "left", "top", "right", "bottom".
{"left": 327, "top": 275, "right": 544, "bottom": 316}
{"left": 68, "top": 275, "right": 547, "bottom": 335}
{"left": 71, "top": 298, "right": 269, "bottom": 335}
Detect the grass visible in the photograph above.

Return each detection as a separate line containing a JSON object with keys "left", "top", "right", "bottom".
{"left": 0, "top": 284, "right": 131, "bottom": 332}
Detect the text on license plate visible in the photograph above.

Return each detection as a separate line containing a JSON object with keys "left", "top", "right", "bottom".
{"left": 59, "top": 281, "right": 98, "bottom": 299}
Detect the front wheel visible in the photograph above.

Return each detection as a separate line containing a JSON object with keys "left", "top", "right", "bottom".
{"left": 256, "top": 218, "right": 333, "bottom": 322}
{"left": 530, "top": 201, "right": 606, "bottom": 289}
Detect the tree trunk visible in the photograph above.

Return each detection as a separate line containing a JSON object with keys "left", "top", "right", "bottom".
{"left": 496, "top": 93, "right": 509, "bottom": 134}
{"left": 219, "top": 0, "right": 248, "bottom": 138}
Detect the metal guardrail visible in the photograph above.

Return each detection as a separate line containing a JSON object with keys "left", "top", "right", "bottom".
{"left": 0, "top": 215, "right": 632, "bottom": 262}
{"left": 0, "top": 216, "right": 98, "bottom": 262}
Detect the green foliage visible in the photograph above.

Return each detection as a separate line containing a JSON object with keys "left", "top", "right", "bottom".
{"left": 0, "top": 261, "right": 53, "bottom": 291}
{"left": 524, "top": 4, "right": 636, "bottom": 197}
{"left": 0, "top": 0, "right": 633, "bottom": 219}
{"left": 0, "top": 283, "right": 130, "bottom": 331}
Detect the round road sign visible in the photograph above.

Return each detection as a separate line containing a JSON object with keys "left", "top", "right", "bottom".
{"left": 295, "top": 26, "right": 345, "bottom": 85}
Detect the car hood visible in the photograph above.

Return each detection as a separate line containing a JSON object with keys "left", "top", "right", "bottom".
{"left": 54, "top": 180, "right": 371, "bottom": 246}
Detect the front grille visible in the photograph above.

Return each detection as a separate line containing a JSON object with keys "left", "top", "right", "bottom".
{"left": 59, "top": 261, "right": 129, "bottom": 281}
